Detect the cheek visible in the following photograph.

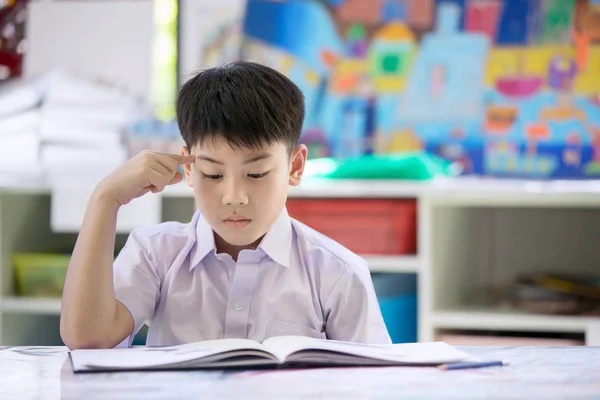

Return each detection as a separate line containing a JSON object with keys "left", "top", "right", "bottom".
{"left": 192, "top": 178, "right": 219, "bottom": 204}
{"left": 193, "top": 184, "right": 223, "bottom": 219}
{"left": 258, "top": 173, "right": 288, "bottom": 201}
{"left": 194, "top": 181, "right": 214, "bottom": 196}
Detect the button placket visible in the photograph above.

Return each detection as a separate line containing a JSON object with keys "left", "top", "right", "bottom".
{"left": 223, "top": 255, "right": 260, "bottom": 338}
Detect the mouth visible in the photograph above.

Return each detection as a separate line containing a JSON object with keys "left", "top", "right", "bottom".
{"left": 223, "top": 216, "right": 251, "bottom": 229}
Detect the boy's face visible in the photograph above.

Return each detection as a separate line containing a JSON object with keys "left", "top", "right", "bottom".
{"left": 182, "top": 137, "right": 307, "bottom": 251}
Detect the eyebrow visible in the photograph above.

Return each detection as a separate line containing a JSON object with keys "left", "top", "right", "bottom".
{"left": 243, "top": 154, "right": 272, "bottom": 164}
{"left": 195, "top": 153, "right": 272, "bottom": 165}
{"left": 196, "top": 155, "right": 224, "bottom": 165}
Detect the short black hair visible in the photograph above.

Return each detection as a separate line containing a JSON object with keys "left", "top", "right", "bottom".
{"left": 176, "top": 61, "right": 305, "bottom": 153}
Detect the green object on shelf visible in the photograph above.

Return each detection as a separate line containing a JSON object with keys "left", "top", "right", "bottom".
{"left": 12, "top": 253, "right": 71, "bottom": 298}
{"left": 304, "top": 152, "right": 458, "bottom": 180}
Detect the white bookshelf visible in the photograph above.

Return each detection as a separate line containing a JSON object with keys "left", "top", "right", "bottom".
{"left": 1, "top": 178, "right": 600, "bottom": 346}
{"left": 432, "top": 309, "right": 595, "bottom": 334}
{"left": 2, "top": 297, "right": 62, "bottom": 315}
{"left": 364, "top": 255, "right": 421, "bottom": 273}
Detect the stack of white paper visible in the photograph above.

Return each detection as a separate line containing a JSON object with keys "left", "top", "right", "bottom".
{"left": 0, "top": 111, "right": 42, "bottom": 169}
{"left": 39, "top": 70, "right": 137, "bottom": 176}
{"left": 34, "top": 71, "right": 161, "bottom": 233}
{"left": 41, "top": 145, "right": 129, "bottom": 176}
{"left": 0, "top": 71, "right": 140, "bottom": 186}
{"left": 0, "top": 79, "right": 43, "bottom": 119}
{"left": 0, "top": 0, "right": 160, "bottom": 231}
{"left": 0, "top": 81, "right": 44, "bottom": 186}
{"left": 40, "top": 69, "right": 141, "bottom": 108}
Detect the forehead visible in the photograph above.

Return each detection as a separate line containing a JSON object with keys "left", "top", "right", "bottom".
{"left": 192, "top": 137, "right": 287, "bottom": 160}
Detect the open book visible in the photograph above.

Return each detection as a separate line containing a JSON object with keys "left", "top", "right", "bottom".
{"left": 70, "top": 336, "right": 474, "bottom": 372}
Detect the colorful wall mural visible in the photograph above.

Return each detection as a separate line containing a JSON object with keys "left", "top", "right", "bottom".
{"left": 241, "top": 0, "right": 600, "bottom": 179}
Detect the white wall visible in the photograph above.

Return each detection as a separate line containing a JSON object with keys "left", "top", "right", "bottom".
{"left": 24, "top": 0, "right": 154, "bottom": 100}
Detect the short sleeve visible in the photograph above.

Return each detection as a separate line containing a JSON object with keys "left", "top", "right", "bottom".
{"left": 323, "top": 262, "right": 391, "bottom": 344}
{"left": 113, "top": 229, "right": 161, "bottom": 347}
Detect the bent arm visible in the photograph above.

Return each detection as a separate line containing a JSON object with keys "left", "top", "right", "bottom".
{"left": 60, "top": 190, "right": 134, "bottom": 350}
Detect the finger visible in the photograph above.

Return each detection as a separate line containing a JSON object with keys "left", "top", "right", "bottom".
{"left": 168, "top": 171, "right": 184, "bottom": 185}
{"left": 145, "top": 170, "right": 169, "bottom": 192}
{"left": 154, "top": 154, "right": 180, "bottom": 175}
{"left": 156, "top": 152, "right": 195, "bottom": 165}
{"left": 175, "top": 154, "right": 196, "bottom": 165}
{"left": 151, "top": 161, "right": 173, "bottom": 180}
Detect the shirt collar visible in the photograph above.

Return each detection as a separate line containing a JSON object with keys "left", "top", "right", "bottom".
{"left": 258, "top": 207, "right": 293, "bottom": 268}
{"left": 189, "top": 211, "right": 217, "bottom": 270}
{"left": 188, "top": 208, "right": 293, "bottom": 270}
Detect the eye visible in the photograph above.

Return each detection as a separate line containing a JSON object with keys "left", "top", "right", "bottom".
{"left": 202, "top": 174, "right": 222, "bottom": 180}
{"left": 247, "top": 172, "right": 268, "bottom": 179}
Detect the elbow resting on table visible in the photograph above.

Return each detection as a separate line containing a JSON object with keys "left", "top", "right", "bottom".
{"left": 60, "top": 320, "right": 116, "bottom": 350}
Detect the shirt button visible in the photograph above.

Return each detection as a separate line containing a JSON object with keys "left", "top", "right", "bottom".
{"left": 235, "top": 301, "right": 244, "bottom": 311}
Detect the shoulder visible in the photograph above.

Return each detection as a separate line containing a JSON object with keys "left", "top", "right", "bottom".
{"left": 128, "top": 220, "right": 193, "bottom": 248}
{"left": 122, "top": 214, "right": 198, "bottom": 268}
{"left": 291, "top": 217, "right": 369, "bottom": 277}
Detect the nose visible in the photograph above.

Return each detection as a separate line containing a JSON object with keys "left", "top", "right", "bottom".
{"left": 222, "top": 178, "right": 249, "bottom": 207}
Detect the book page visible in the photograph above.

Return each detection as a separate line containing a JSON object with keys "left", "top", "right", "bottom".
{"left": 262, "top": 336, "right": 321, "bottom": 362}
{"left": 71, "top": 338, "right": 266, "bottom": 371}
{"left": 263, "top": 336, "right": 472, "bottom": 365}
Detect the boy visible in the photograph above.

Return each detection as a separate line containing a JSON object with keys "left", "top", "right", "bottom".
{"left": 60, "top": 61, "right": 391, "bottom": 349}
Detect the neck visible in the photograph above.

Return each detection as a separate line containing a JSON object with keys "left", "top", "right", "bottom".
{"left": 214, "top": 232, "right": 263, "bottom": 262}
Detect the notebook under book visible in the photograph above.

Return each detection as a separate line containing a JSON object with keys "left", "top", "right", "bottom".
{"left": 70, "top": 336, "right": 474, "bottom": 372}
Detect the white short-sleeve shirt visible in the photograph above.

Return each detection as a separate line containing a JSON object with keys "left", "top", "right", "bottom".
{"left": 113, "top": 208, "right": 391, "bottom": 347}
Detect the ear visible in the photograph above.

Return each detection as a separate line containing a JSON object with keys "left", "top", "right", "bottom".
{"left": 181, "top": 146, "right": 194, "bottom": 187}
{"left": 288, "top": 144, "right": 307, "bottom": 187}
